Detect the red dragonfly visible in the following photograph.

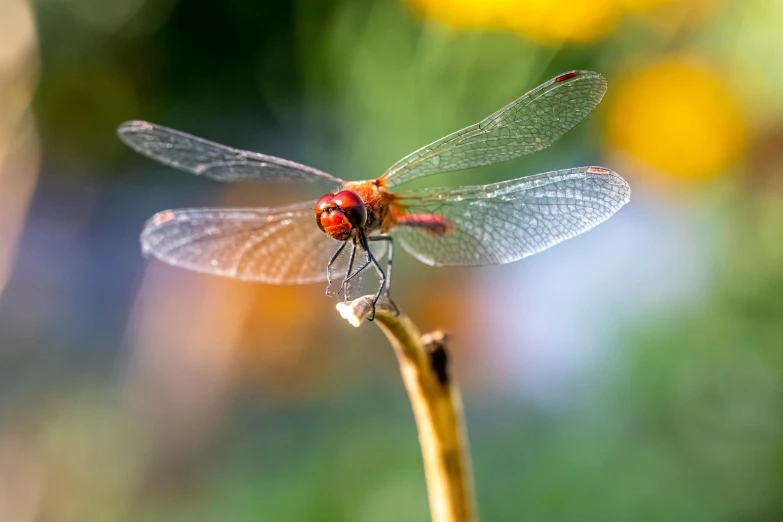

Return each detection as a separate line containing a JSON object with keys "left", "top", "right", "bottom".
{"left": 119, "top": 70, "right": 630, "bottom": 319}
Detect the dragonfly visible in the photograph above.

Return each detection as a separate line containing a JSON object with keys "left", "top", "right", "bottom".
{"left": 118, "top": 70, "right": 630, "bottom": 320}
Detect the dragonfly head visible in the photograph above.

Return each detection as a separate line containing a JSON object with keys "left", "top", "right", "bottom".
{"left": 315, "top": 190, "right": 367, "bottom": 240}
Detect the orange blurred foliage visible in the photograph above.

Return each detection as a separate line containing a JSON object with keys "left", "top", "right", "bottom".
{"left": 0, "top": 0, "right": 39, "bottom": 298}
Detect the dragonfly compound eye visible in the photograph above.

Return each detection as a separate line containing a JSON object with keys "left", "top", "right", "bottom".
{"left": 333, "top": 190, "right": 367, "bottom": 228}
{"left": 317, "top": 208, "right": 353, "bottom": 240}
{"left": 315, "top": 193, "right": 335, "bottom": 213}
{"left": 314, "top": 192, "right": 363, "bottom": 241}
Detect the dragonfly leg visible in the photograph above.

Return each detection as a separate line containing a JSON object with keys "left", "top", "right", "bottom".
{"left": 337, "top": 238, "right": 358, "bottom": 301}
{"left": 367, "top": 235, "right": 393, "bottom": 296}
{"left": 325, "top": 241, "right": 347, "bottom": 297}
{"left": 339, "top": 240, "right": 371, "bottom": 288}
{"left": 366, "top": 235, "right": 398, "bottom": 316}
{"left": 360, "top": 233, "right": 388, "bottom": 321}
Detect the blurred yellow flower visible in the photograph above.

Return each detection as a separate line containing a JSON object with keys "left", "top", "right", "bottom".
{"left": 506, "top": 0, "right": 620, "bottom": 43}
{"left": 620, "top": 0, "right": 680, "bottom": 11}
{"left": 407, "top": 0, "right": 620, "bottom": 43}
{"left": 606, "top": 56, "right": 747, "bottom": 182}
{"left": 620, "top": 0, "right": 722, "bottom": 15}
{"left": 622, "top": 0, "right": 724, "bottom": 34}
{"left": 407, "top": 0, "right": 723, "bottom": 43}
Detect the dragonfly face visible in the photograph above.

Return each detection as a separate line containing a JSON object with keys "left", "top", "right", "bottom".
{"left": 118, "top": 70, "right": 631, "bottom": 321}
{"left": 315, "top": 190, "right": 367, "bottom": 241}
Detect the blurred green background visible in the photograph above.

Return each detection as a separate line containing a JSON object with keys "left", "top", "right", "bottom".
{"left": 1, "top": 0, "right": 783, "bottom": 520}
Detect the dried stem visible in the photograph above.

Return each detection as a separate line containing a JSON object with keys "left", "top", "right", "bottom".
{"left": 337, "top": 296, "right": 477, "bottom": 522}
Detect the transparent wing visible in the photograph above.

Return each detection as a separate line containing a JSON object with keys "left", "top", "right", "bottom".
{"left": 141, "top": 201, "right": 339, "bottom": 284}
{"left": 380, "top": 71, "right": 607, "bottom": 188}
{"left": 140, "top": 201, "right": 386, "bottom": 284}
{"left": 118, "top": 121, "right": 344, "bottom": 189}
{"left": 393, "top": 166, "right": 630, "bottom": 267}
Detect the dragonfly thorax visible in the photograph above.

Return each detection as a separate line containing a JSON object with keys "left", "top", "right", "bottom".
{"left": 315, "top": 190, "right": 368, "bottom": 240}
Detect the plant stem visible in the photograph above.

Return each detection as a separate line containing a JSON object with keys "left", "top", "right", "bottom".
{"left": 337, "top": 297, "right": 477, "bottom": 522}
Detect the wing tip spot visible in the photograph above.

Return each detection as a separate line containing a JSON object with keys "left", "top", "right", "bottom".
{"left": 586, "top": 167, "right": 612, "bottom": 175}
{"left": 151, "top": 210, "right": 177, "bottom": 226}
{"left": 555, "top": 71, "right": 580, "bottom": 83}
{"left": 120, "top": 120, "right": 154, "bottom": 132}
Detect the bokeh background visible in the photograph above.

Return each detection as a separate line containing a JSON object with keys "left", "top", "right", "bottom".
{"left": 1, "top": 0, "right": 783, "bottom": 520}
